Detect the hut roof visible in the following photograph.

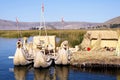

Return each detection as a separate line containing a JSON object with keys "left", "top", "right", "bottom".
{"left": 87, "top": 30, "right": 118, "bottom": 40}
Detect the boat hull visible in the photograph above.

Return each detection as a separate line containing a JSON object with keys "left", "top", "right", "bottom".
{"left": 55, "top": 48, "right": 70, "bottom": 65}
{"left": 34, "top": 51, "right": 52, "bottom": 68}
{"left": 13, "top": 48, "right": 33, "bottom": 66}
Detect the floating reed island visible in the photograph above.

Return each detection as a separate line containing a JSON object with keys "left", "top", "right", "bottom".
{"left": 70, "top": 30, "right": 120, "bottom": 68}
{"left": 70, "top": 51, "right": 120, "bottom": 68}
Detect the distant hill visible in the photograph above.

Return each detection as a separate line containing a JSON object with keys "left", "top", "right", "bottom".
{"left": 104, "top": 16, "right": 120, "bottom": 24}
{"left": 0, "top": 19, "right": 41, "bottom": 30}
{"left": 0, "top": 16, "right": 120, "bottom": 30}
{"left": 104, "top": 16, "right": 120, "bottom": 28}
{"left": 0, "top": 19, "right": 101, "bottom": 30}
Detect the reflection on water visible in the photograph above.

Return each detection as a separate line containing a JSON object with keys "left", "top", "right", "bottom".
{"left": 118, "top": 75, "right": 120, "bottom": 80}
{"left": 55, "top": 66, "right": 69, "bottom": 80}
{"left": 14, "top": 66, "right": 28, "bottom": 80}
{"left": 71, "top": 66, "right": 120, "bottom": 76}
{"left": 70, "top": 66, "right": 120, "bottom": 80}
{"left": 14, "top": 65, "right": 33, "bottom": 80}
{"left": 13, "top": 65, "right": 120, "bottom": 80}
{"left": 13, "top": 65, "right": 69, "bottom": 80}
{"left": 34, "top": 68, "right": 51, "bottom": 80}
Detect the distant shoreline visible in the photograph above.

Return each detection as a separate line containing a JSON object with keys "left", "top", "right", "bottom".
{"left": 0, "top": 30, "right": 86, "bottom": 47}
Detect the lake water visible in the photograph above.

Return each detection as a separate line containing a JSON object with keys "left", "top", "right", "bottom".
{"left": 0, "top": 37, "right": 119, "bottom": 80}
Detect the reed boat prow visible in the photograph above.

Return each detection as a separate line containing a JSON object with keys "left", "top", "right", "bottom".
{"left": 55, "top": 40, "right": 71, "bottom": 65}
{"left": 13, "top": 40, "right": 33, "bottom": 66}
{"left": 34, "top": 51, "right": 52, "bottom": 68}
{"left": 32, "top": 35, "right": 56, "bottom": 68}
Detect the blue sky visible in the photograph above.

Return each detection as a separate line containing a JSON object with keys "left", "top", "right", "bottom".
{"left": 0, "top": 0, "right": 120, "bottom": 22}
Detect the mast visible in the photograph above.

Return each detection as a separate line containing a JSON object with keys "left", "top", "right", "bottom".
{"left": 16, "top": 17, "right": 22, "bottom": 39}
{"left": 39, "top": 3, "right": 47, "bottom": 37}
{"left": 61, "top": 17, "right": 64, "bottom": 41}
{"left": 39, "top": 3, "right": 51, "bottom": 51}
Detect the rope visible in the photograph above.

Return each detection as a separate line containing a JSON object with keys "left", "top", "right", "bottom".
{"left": 39, "top": 9, "right": 42, "bottom": 36}
{"left": 16, "top": 19, "right": 19, "bottom": 39}
{"left": 39, "top": 3, "right": 50, "bottom": 48}
{"left": 61, "top": 17, "right": 64, "bottom": 42}
{"left": 16, "top": 17, "right": 22, "bottom": 39}
{"left": 39, "top": 3, "right": 47, "bottom": 37}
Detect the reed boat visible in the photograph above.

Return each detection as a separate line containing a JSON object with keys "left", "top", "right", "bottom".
{"left": 13, "top": 39, "right": 33, "bottom": 66}
{"left": 55, "top": 40, "right": 71, "bottom": 65}
{"left": 33, "top": 35, "right": 55, "bottom": 68}
{"left": 32, "top": 3, "right": 56, "bottom": 68}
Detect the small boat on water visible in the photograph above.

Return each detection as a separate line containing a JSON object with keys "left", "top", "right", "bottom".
{"left": 32, "top": 3, "right": 56, "bottom": 68}
{"left": 33, "top": 36, "right": 55, "bottom": 68}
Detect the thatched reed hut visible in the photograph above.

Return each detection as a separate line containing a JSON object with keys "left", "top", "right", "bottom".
{"left": 81, "top": 30, "right": 118, "bottom": 50}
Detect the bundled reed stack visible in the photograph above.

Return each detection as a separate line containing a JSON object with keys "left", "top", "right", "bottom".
{"left": 115, "top": 36, "right": 120, "bottom": 56}
{"left": 115, "top": 29, "right": 120, "bottom": 56}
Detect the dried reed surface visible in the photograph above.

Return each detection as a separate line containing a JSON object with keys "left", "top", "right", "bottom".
{"left": 70, "top": 51, "right": 120, "bottom": 65}
{"left": 87, "top": 30, "right": 118, "bottom": 39}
